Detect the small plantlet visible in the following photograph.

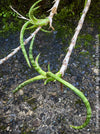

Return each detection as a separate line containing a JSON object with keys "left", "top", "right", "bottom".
{"left": 11, "top": 0, "right": 91, "bottom": 130}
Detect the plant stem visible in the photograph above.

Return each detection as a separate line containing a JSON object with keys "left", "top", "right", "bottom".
{"left": 60, "top": 0, "right": 91, "bottom": 76}
{"left": 0, "top": 27, "right": 41, "bottom": 65}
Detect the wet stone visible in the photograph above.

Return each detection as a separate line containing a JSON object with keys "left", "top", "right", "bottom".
{"left": 84, "top": 91, "right": 88, "bottom": 97}
{"left": 44, "top": 60, "right": 48, "bottom": 64}
{"left": 46, "top": 118, "right": 51, "bottom": 125}
{"left": 76, "top": 82, "right": 79, "bottom": 86}
{"left": 5, "top": 38, "right": 8, "bottom": 42}
{"left": 52, "top": 120, "right": 57, "bottom": 126}
{"left": 45, "top": 128, "right": 51, "bottom": 134}
{"left": 50, "top": 95, "right": 59, "bottom": 103}
{"left": 40, "top": 113, "right": 45, "bottom": 119}
{"left": 33, "top": 118, "right": 41, "bottom": 127}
